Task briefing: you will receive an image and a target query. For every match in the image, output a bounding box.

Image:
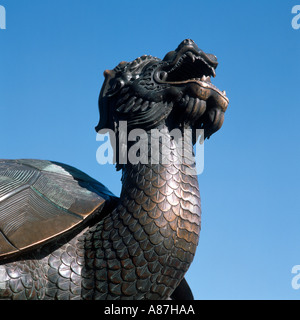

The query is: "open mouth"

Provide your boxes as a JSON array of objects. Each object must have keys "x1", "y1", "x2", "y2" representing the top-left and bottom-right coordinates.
[
  {"x1": 165, "y1": 51, "x2": 216, "y2": 81},
  {"x1": 155, "y1": 43, "x2": 229, "y2": 110}
]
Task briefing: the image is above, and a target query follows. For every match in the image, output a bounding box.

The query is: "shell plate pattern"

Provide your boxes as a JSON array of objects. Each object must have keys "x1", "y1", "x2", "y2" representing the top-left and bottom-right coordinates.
[{"x1": 0, "y1": 159, "x2": 115, "y2": 259}]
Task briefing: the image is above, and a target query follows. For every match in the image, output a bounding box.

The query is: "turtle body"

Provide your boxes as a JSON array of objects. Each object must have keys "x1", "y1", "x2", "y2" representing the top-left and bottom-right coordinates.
[
  {"x1": 0, "y1": 159, "x2": 116, "y2": 260},
  {"x1": 0, "y1": 159, "x2": 117, "y2": 300},
  {"x1": 0, "y1": 40, "x2": 228, "y2": 300}
]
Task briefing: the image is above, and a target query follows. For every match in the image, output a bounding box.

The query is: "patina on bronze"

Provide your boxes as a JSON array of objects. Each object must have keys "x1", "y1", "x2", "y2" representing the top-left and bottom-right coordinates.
[{"x1": 0, "y1": 39, "x2": 228, "y2": 300}]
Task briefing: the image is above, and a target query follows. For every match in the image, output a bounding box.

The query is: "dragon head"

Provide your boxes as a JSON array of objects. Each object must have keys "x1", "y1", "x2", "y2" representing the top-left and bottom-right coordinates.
[{"x1": 96, "y1": 39, "x2": 229, "y2": 140}]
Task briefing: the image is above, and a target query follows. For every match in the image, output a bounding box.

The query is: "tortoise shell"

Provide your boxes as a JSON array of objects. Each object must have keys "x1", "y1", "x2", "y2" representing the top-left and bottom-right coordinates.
[{"x1": 0, "y1": 159, "x2": 116, "y2": 260}]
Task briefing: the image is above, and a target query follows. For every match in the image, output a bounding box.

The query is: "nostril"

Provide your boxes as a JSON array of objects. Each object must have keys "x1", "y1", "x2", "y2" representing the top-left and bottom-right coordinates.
[
  {"x1": 178, "y1": 39, "x2": 195, "y2": 48},
  {"x1": 183, "y1": 39, "x2": 194, "y2": 44}
]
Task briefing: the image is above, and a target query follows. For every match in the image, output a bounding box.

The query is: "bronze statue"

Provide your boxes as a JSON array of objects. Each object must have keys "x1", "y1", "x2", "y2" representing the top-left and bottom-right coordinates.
[{"x1": 0, "y1": 39, "x2": 228, "y2": 300}]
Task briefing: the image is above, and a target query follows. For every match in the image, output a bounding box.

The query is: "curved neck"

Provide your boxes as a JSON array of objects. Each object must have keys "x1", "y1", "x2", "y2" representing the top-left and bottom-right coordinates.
[{"x1": 118, "y1": 124, "x2": 201, "y2": 263}]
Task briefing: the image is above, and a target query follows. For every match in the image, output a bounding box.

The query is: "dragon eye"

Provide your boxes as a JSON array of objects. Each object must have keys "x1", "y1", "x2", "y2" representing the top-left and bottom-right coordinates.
[{"x1": 107, "y1": 79, "x2": 125, "y2": 97}]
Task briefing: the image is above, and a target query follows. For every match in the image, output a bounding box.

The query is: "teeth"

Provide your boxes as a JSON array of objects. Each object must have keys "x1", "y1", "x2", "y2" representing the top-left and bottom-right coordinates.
[
  {"x1": 166, "y1": 51, "x2": 216, "y2": 81},
  {"x1": 189, "y1": 76, "x2": 212, "y2": 82},
  {"x1": 186, "y1": 51, "x2": 195, "y2": 62},
  {"x1": 200, "y1": 75, "x2": 211, "y2": 82}
]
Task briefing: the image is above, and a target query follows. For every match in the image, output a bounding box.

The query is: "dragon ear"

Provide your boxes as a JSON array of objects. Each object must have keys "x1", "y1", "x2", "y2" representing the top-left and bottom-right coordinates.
[
  {"x1": 95, "y1": 69, "x2": 116, "y2": 133},
  {"x1": 95, "y1": 61, "x2": 130, "y2": 133}
]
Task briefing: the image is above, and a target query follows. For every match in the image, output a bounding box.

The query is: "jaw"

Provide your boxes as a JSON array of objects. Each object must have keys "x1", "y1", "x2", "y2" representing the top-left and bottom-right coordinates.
[
  {"x1": 156, "y1": 42, "x2": 228, "y2": 109},
  {"x1": 155, "y1": 40, "x2": 229, "y2": 138}
]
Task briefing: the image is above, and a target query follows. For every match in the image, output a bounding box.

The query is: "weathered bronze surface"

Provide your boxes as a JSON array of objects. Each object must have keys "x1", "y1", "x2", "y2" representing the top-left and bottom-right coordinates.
[{"x1": 0, "y1": 39, "x2": 228, "y2": 300}]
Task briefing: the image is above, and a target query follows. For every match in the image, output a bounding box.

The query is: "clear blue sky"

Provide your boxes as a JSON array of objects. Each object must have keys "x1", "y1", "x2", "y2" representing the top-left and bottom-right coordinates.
[{"x1": 1, "y1": 0, "x2": 300, "y2": 300}]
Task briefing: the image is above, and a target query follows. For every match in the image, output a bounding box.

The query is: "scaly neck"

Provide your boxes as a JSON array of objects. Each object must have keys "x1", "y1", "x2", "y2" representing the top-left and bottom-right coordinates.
[{"x1": 119, "y1": 124, "x2": 201, "y2": 266}]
